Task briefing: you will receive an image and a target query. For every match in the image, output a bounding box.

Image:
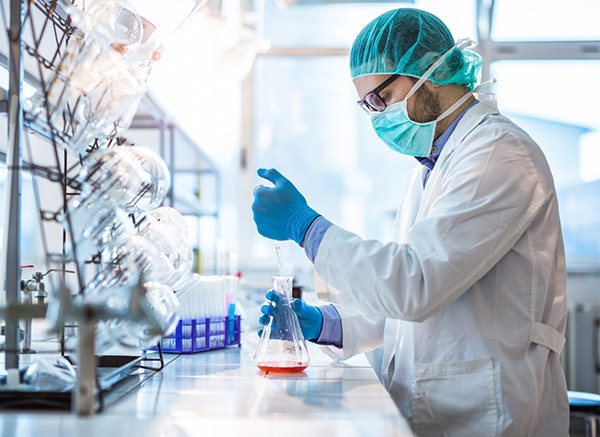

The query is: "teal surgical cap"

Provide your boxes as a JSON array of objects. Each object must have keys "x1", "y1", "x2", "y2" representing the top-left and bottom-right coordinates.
[{"x1": 350, "y1": 8, "x2": 482, "y2": 90}]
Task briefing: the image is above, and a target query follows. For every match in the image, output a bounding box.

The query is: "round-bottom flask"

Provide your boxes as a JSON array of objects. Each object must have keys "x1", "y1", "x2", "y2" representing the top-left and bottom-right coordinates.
[{"x1": 254, "y1": 276, "x2": 310, "y2": 373}]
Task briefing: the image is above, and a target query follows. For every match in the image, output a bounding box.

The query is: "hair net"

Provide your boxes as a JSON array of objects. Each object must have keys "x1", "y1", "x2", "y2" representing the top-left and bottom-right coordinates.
[{"x1": 350, "y1": 8, "x2": 482, "y2": 90}]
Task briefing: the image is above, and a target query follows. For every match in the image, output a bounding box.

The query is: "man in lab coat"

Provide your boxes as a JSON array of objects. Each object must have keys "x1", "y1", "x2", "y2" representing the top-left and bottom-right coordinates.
[{"x1": 252, "y1": 8, "x2": 568, "y2": 436}]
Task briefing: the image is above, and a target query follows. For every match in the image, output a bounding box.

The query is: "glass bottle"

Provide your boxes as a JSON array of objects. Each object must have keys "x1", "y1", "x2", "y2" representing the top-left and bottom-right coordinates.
[
  {"x1": 75, "y1": 0, "x2": 144, "y2": 50},
  {"x1": 61, "y1": 193, "x2": 134, "y2": 262},
  {"x1": 85, "y1": 234, "x2": 177, "y2": 299},
  {"x1": 26, "y1": 1, "x2": 147, "y2": 152},
  {"x1": 115, "y1": 146, "x2": 171, "y2": 212},
  {"x1": 93, "y1": 281, "x2": 180, "y2": 353},
  {"x1": 80, "y1": 146, "x2": 170, "y2": 213},
  {"x1": 104, "y1": 281, "x2": 180, "y2": 349},
  {"x1": 137, "y1": 207, "x2": 193, "y2": 289},
  {"x1": 254, "y1": 276, "x2": 310, "y2": 373}
]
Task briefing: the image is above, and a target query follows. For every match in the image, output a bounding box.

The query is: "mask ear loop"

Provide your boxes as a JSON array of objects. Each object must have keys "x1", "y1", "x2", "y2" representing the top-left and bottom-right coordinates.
[
  {"x1": 405, "y1": 38, "x2": 478, "y2": 101},
  {"x1": 434, "y1": 78, "x2": 497, "y2": 121},
  {"x1": 435, "y1": 89, "x2": 475, "y2": 121}
]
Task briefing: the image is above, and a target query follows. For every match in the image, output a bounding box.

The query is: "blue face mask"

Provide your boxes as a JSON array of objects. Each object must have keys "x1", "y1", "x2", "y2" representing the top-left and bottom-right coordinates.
[{"x1": 369, "y1": 40, "x2": 476, "y2": 157}]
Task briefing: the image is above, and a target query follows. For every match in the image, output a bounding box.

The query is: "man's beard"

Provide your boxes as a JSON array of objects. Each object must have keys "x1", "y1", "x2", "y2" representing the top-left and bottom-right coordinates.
[{"x1": 409, "y1": 84, "x2": 443, "y2": 123}]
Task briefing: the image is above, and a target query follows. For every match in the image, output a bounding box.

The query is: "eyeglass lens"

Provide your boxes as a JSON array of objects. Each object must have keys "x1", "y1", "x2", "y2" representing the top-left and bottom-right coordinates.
[
  {"x1": 358, "y1": 74, "x2": 400, "y2": 112},
  {"x1": 365, "y1": 93, "x2": 386, "y2": 111}
]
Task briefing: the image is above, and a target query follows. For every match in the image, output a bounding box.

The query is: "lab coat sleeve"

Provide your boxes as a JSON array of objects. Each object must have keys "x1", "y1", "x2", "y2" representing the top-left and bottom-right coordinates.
[
  {"x1": 313, "y1": 130, "x2": 550, "y2": 322},
  {"x1": 313, "y1": 271, "x2": 386, "y2": 360},
  {"x1": 319, "y1": 302, "x2": 387, "y2": 361}
]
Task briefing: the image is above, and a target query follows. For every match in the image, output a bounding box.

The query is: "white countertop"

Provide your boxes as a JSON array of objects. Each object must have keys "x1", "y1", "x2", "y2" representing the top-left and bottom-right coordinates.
[{"x1": 0, "y1": 338, "x2": 412, "y2": 437}]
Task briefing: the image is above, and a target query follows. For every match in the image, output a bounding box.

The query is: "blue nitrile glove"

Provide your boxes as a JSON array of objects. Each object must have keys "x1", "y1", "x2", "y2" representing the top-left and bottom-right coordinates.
[
  {"x1": 252, "y1": 168, "x2": 320, "y2": 245},
  {"x1": 258, "y1": 290, "x2": 324, "y2": 341}
]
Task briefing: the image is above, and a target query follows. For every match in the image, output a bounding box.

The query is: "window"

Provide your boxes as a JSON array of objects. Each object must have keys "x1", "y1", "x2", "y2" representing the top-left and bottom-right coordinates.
[
  {"x1": 492, "y1": 60, "x2": 600, "y2": 187},
  {"x1": 259, "y1": 0, "x2": 476, "y2": 48},
  {"x1": 251, "y1": 55, "x2": 416, "y2": 265},
  {"x1": 492, "y1": 0, "x2": 600, "y2": 41},
  {"x1": 492, "y1": 60, "x2": 600, "y2": 264}
]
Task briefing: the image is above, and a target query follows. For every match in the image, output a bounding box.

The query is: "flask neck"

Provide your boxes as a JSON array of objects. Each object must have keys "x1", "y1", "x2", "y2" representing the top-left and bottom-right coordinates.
[{"x1": 272, "y1": 275, "x2": 293, "y2": 298}]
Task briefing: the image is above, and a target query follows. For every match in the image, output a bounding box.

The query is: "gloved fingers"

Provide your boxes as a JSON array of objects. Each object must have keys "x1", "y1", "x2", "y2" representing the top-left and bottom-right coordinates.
[
  {"x1": 257, "y1": 329, "x2": 263, "y2": 338},
  {"x1": 252, "y1": 189, "x2": 277, "y2": 207},
  {"x1": 258, "y1": 314, "x2": 270, "y2": 326},
  {"x1": 261, "y1": 289, "x2": 283, "y2": 316},
  {"x1": 253, "y1": 184, "x2": 264, "y2": 195},
  {"x1": 260, "y1": 303, "x2": 275, "y2": 316},
  {"x1": 291, "y1": 298, "x2": 304, "y2": 314},
  {"x1": 265, "y1": 289, "x2": 280, "y2": 303},
  {"x1": 252, "y1": 186, "x2": 265, "y2": 204},
  {"x1": 252, "y1": 185, "x2": 271, "y2": 201},
  {"x1": 291, "y1": 298, "x2": 313, "y2": 319},
  {"x1": 257, "y1": 168, "x2": 287, "y2": 187}
]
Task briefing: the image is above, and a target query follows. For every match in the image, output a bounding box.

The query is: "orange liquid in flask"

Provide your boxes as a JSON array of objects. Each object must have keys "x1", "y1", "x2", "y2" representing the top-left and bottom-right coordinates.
[
  {"x1": 257, "y1": 361, "x2": 308, "y2": 374},
  {"x1": 255, "y1": 276, "x2": 311, "y2": 374}
]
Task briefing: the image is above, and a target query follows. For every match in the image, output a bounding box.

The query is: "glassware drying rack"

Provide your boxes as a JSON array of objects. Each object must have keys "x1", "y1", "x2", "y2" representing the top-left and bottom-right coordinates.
[{"x1": 0, "y1": 0, "x2": 178, "y2": 415}]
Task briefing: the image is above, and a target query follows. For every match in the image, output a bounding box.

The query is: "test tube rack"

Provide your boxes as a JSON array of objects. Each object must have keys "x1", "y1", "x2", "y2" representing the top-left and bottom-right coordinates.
[{"x1": 152, "y1": 315, "x2": 241, "y2": 354}]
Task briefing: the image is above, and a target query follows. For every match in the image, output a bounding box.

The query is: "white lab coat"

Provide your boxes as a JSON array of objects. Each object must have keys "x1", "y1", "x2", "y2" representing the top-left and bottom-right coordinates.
[{"x1": 313, "y1": 100, "x2": 568, "y2": 436}]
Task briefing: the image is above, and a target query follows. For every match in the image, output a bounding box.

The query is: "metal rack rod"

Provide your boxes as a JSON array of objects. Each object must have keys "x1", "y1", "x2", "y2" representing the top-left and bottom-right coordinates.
[{"x1": 3, "y1": 0, "x2": 25, "y2": 371}]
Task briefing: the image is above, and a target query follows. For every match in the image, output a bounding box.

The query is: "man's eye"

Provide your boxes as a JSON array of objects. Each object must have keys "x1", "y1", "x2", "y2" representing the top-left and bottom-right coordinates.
[{"x1": 381, "y1": 92, "x2": 391, "y2": 103}]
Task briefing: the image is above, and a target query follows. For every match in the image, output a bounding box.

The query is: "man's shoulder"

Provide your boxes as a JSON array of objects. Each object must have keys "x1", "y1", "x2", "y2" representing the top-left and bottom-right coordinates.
[
  {"x1": 462, "y1": 111, "x2": 542, "y2": 158},
  {"x1": 453, "y1": 112, "x2": 556, "y2": 192}
]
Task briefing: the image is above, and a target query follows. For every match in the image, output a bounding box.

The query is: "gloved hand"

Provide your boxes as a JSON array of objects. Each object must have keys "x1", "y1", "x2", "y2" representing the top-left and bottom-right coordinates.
[
  {"x1": 252, "y1": 168, "x2": 320, "y2": 245},
  {"x1": 258, "y1": 290, "x2": 324, "y2": 341}
]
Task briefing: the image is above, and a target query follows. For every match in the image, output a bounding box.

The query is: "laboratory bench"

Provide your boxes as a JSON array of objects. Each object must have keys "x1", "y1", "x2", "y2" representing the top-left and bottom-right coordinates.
[{"x1": 0, "y1": 338, "x2": 411, "y2": 437}]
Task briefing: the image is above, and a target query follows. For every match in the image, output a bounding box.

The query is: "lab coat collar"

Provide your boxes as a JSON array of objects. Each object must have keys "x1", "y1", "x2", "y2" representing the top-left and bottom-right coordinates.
[{"x1": 442, "y1": 99, "x2": 500, "y2": 156}]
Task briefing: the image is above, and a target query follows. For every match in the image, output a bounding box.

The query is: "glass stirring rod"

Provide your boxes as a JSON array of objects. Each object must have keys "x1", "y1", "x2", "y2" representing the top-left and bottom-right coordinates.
[{"x1": 274, "y1": 243, "x2": 286, "y2": 277}]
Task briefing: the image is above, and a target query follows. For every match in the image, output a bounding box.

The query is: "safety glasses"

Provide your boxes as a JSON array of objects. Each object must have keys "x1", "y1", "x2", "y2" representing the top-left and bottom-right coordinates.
[{"x1": 356, "y1": 74, "x2": 400, "y2": 113}]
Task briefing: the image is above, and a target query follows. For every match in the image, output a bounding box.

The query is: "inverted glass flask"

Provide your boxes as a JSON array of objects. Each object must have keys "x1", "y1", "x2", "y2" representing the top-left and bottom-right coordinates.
[{"x1": 254, "y1": 276, "x2": 310, "y2": 373}]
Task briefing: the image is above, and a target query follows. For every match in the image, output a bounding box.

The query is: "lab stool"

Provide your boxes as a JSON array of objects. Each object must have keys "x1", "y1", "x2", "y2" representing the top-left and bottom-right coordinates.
[{"x1": 569, "y1": 391, "x2": 600, "y2": 437}]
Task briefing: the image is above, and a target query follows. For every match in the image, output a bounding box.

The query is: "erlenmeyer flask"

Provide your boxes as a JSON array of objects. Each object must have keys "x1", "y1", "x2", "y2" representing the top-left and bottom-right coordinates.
[{"x1": 254, "y1": 276, "x2": 310, "y2": 373}]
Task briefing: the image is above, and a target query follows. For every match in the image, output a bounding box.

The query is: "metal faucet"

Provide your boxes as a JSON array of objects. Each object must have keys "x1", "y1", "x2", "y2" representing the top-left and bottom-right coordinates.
[{"x1": 19, "y1": 268, "x2": 74, "y2": 353}]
